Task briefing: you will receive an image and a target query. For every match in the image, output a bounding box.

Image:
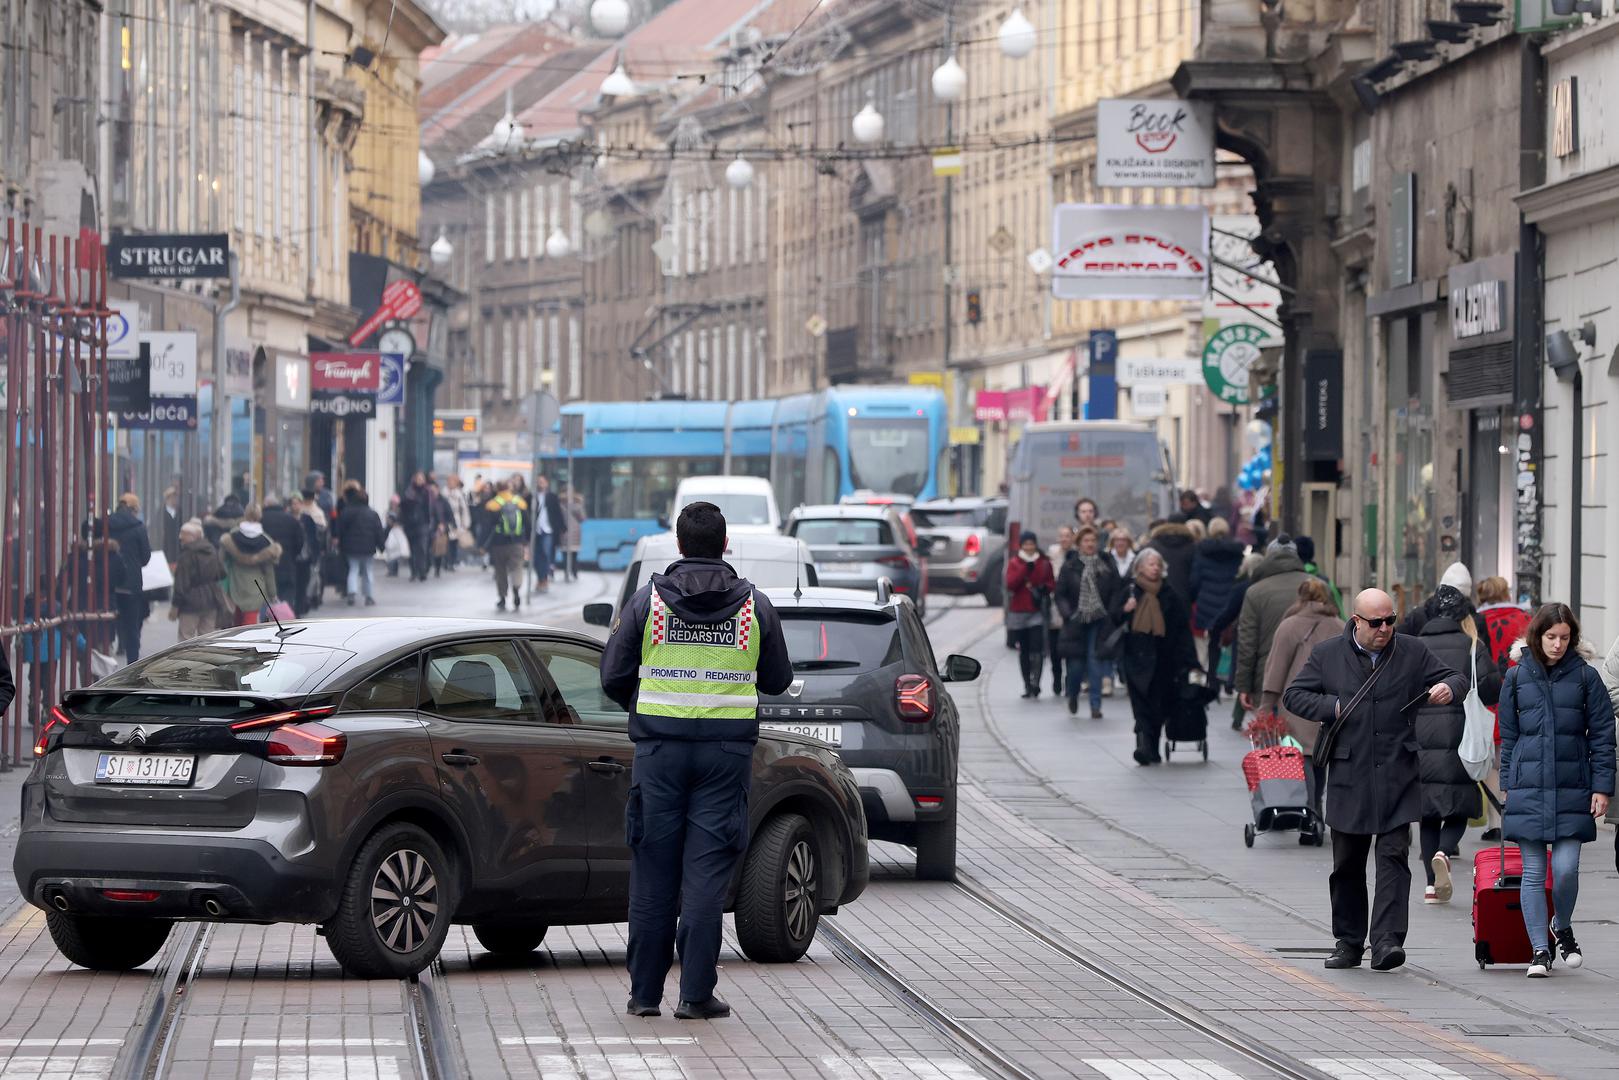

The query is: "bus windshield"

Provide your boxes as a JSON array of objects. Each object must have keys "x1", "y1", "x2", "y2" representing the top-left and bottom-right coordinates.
[{"x1": 847, "y1": 419, "x2": 929, "y2": 496}]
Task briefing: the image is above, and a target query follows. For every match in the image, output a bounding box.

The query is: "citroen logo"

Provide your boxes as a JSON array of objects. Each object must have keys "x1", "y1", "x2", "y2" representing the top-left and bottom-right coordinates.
[
  {"x1": 788, "y1": 679, "x2": 805, "y2": 699},
  {"x1": 118, "y1": 725, "x2": 149, "y2": 746}
]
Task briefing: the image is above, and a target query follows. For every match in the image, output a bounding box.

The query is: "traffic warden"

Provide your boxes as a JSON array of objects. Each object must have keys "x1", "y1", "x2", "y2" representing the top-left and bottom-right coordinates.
[{"x1": 600, "y1": 501, "x2": 793, "y2": 1020}]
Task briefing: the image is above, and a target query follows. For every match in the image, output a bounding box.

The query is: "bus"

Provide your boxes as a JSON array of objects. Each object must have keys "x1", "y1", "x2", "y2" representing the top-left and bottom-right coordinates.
[
  {"x1": 1004, "y1": 421, "x2": 1176, "y2": 550},
  {"x1": 540, "y1": 386, "x2": 948, "y2": 569}
]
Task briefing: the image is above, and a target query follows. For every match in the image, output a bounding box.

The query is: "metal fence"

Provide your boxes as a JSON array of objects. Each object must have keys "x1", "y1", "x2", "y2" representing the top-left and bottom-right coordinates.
[{"x1": 1, "y1": 218, "x2": 115, "y2": 767}]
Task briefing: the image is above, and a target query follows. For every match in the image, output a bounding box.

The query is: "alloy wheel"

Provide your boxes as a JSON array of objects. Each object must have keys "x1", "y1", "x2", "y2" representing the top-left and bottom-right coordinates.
[
  {"x1": 784, "y1": 838, "x2": 818, "y2": 941},
  {"x1": 371, "y1": 848, "x2": 440, "y2": 954}
]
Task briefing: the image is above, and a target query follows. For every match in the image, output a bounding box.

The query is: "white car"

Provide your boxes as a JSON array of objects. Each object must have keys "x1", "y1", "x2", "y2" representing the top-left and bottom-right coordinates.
[
  {"x1": 583, "y1": 531, "x2": 818, "y2": 627},
  {"x1": 672, "y1": 476, "x2": 781, "y2": 534}
]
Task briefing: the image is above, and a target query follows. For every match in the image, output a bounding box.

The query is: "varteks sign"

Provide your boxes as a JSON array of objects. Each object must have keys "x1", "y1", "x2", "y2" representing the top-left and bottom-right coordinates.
[{"x1": 108, "y1": 233, "x2": 230, "y2": 280}]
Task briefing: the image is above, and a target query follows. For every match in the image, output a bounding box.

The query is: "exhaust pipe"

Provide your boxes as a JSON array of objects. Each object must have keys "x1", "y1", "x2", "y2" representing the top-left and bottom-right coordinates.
[
  {"x1": 202, "y1": 898, "x2": 225, "y2": 917},
  {"x1": 49, "y1": 893, "x2": 70, "y2": 912}
]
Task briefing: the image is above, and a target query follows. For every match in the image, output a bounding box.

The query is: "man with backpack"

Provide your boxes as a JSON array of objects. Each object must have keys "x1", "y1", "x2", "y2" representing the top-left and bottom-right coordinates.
[{"x1": 485, "y1": 481, "x2": 529, "y2": 612}]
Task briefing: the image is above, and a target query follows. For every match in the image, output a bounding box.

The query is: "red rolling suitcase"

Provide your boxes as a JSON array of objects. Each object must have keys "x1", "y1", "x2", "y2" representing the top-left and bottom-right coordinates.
[{"x1": 1474, "y1": 789, "x2": 1553, "y2": 968}]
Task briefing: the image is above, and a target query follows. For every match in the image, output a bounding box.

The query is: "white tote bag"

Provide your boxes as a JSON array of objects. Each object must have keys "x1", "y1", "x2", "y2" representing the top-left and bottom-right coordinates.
[
  {"x1": 141, "y1": 551, "x2": 174, "y2": 593},
  {"x1": 1459, "y1": 639, "x2": 1495, "y2": 782}
]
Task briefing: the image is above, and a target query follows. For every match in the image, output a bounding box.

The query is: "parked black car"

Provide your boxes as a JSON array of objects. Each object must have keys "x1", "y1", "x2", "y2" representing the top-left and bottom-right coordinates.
[
  {"x1": 755, "y1": 586, "x2": 978, "y2": 880},
  {"x1": 16, "y1": 619, "x2": 869, "y2": 978}
]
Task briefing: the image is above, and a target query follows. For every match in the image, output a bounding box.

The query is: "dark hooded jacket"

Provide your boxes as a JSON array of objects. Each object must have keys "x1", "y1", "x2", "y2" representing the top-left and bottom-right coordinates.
[
  {"x1": 260, "y1": 504, "x2": 304, "y2": 592},
  {"x1": 333, "y1": 492, "x2": 387, "y2": 557},
  {"x1": 1144, "y1": 522, "x2": 1197, "y2": 603},
  {"x1": 1412, "y1": 611, "x2": 1501, "y2": 821},
  {"x1": 601, "y1": 557, "x2": 793, "y2": 743},
  {"x1": 1233, "y1": 547, "x2": 1313, "y2": 695},
  {"x1": 1283, "y1": 625, "x2": 1468, "y2": 835},
  {"x1": 106, "y1": 507, "x2": 151, "y2": 594},
  {"x1": 1189, "y1": 537, "x2": 1245, "y2": 631},
  {"x1": 1500, "y1": 646, "x2": 1616, "y2": 844}
]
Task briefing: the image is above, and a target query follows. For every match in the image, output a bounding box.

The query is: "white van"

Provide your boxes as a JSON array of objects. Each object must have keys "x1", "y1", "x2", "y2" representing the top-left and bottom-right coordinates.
[
  {"x1": 672, "y1": 476, "x2": 781, "y2": 534},
  {"x1": 583, "y1": 532, "x2": 818, "y2": 626},
  {"x1": 1005, "y1": 421, "x2": 1176, "y2": 545}
]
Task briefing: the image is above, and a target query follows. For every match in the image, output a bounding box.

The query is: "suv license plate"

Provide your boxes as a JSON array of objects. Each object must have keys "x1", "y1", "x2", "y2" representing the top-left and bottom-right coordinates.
[
  {"x1": 95, "y1": 753, "x2": 196, "y2": 786},
  {"x1": 762, "y1": 722, "x2": 842, "y2": 747}
]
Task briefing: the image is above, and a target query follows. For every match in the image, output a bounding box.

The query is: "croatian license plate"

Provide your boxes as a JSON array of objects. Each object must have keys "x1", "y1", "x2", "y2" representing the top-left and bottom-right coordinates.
[
  {"x1": 95, "y1": 753, "x2": 196, "y2": 786},
  {"x1": 762, "y1": 723, "x2": 843, "y2": 747}
]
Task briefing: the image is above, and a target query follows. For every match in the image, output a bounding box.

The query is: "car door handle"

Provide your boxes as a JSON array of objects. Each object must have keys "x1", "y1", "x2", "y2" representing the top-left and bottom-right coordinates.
[
  {"x1": 587, "y1": 759, "x2": 626, "y2": 774},
  {"x1": 441, "y1": 752, "x2": 480, "y2": 766}
]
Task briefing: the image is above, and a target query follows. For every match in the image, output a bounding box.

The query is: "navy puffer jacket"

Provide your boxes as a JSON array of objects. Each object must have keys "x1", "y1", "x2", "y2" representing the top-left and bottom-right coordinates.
[{"x1": 1499, "y1": 650, "x2": 1617, "y2": 844}]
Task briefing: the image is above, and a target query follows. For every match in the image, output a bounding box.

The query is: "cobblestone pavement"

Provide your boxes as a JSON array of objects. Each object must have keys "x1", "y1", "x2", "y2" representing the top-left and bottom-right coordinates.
[{"x1": 0, "y1": 595, "x2": 1608, "y2": 1077}]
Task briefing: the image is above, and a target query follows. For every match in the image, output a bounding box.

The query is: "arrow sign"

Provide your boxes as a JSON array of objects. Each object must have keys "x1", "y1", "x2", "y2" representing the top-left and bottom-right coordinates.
[{"x1": 349, "y1": 279, "x2": 423, "y2": 346}]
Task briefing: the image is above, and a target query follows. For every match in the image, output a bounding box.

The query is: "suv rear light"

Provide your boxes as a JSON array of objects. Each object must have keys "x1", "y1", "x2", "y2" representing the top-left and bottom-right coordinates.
[
  {"x1": 264, "y1": 722, "x2": 347, "y2": 766},
  {"x1": 896, "y1": 675, "x2": 932, "y2": 721},
  {"x1": 964, "y1": 534, "x2": 982, "y2": 556},
  {"x1": 34, "y1": 705, "x2": 72, "y2": 757}
]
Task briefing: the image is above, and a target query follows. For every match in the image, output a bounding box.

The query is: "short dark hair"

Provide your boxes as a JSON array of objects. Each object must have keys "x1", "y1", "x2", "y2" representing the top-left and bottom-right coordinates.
[
  {"x1": 1526, "y1": 602, "x2": 1579, "y2": 668},
  {"x1": 677, "y1": 501, "x2": 727, "y2": 559},
  {"x1": 1075, "y1": 497, "x2": 1098, "y2": 515}
]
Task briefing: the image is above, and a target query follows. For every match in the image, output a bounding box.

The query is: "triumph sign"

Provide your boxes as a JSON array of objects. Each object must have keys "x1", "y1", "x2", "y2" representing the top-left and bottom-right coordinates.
[
  {"x1": 1097, "y1": 99, "x2": 1216, "y2": 188},
  {"x1": 310, "y1": 352, "x2": 380, "y2": 418},
  {"x1": 109, "y1": 233, "x2": 230, "y2": 280},
  {"x1": 1051, "y1": 204, "x2": 1210, "y2": 302}
]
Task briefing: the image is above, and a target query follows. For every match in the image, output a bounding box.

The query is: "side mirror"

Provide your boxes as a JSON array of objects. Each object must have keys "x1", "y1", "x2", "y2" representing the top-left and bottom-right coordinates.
[
  {"x1": 583, "y1": 603, "x2": 614, "y2": 627},
  {"x1": 942, "y1": 654, "x2": 981, "y2": 683},
  {"x1": 804, "y1": 563, "x2": 819, "y2": 587}
]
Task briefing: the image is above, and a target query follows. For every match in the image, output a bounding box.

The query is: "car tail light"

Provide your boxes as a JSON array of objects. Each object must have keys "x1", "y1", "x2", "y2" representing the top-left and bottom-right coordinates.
[
  {"x1": 229, "y1": 705, "x2": 336, "y2": 733},
  {"x1": 34, "y1": 705, "x2": 72, "y2": 757},
  {"x1": 915, "y1": 796, "x2": 944, "y2": 810},
  {"x1": 878, "y1": 555, "x2": 910, "y2": 569},
  {"x1": 264, "y1": 722, "x2": 347, "y2": 766},
  {"x1": 896, "y1": 675, "x2": 932, "y2": 721},
  {"x1": 102, "y1": 889, "x2": 160, "y2": 903},
  {"x1": 964, "y1": 534, "x2": 982, "y2": 556}
]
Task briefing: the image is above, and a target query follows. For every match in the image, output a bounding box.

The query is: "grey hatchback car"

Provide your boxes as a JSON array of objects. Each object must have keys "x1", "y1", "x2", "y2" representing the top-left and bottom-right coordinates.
[
  {"x1": 785, "y1": 505, "x2": 929, "y2": 614},
  {"x1": 15, "y1": 619, "x2": 868, "y2": 978}
]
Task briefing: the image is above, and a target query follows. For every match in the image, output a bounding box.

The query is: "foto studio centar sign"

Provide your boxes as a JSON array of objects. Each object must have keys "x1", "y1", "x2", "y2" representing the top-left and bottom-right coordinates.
[{"x1": 109, "y1": 233, "x2": 231, "y2": 280}]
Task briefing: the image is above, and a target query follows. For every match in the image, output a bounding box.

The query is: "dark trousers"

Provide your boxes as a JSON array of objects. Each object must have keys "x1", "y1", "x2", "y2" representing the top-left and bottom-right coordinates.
[
  {"x1": 1046, "y1": 628, "x2": 1064, "y2": 693},
  {"x1": 1329, "y1": 825, "x2": 1411, "y2": 951},
  {"x1": 406, "y1": 528, "x2": 431, "y2": 581},
  {"x1": 1419, "y1": 815, "x2": 1469, "y2": 885},
  {"x1": 626, "y1": 738, "x2": 753, "y2": 1006},
  {"x1": 113, "y1": 591, "x2": 145, "y2": 665},
  {"x1": 1012, "y1": 626, "x2": 1045, "y2": 692},
  {"x1": 1125, "y1": 673, "x2": 1169, "y2": 761}
]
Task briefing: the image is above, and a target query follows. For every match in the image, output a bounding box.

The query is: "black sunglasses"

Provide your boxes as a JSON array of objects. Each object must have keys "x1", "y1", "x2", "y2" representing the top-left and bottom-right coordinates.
[{"x1": 1355, "y1": 614, "x2": 1398, "y2": 629}]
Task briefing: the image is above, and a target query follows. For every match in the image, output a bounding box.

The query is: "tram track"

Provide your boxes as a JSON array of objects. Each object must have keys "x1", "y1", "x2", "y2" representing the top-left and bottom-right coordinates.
[{"x1": 110, "y1": 921, "x2": 465, "y2": 1080}]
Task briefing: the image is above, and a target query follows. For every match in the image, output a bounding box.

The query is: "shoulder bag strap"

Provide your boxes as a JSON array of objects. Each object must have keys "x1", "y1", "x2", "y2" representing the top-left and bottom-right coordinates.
[{"x1": 1315, "y1": 638, "x2": 1394, "y2": 756}]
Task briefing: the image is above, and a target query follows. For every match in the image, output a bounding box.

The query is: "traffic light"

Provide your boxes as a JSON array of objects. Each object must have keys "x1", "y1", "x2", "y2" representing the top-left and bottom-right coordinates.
[{"x1": 966, "y1": 289, "x2": 982, "y2": 325}]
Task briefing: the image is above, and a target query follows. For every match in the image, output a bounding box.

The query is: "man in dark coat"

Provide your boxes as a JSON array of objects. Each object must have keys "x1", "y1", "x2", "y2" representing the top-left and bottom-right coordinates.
[
  {"x1": 260, "y1": 496, "x2": 305, "y2": 604},
  {"x1": 1284, "y1": 588, "x2": 1469, "y2": 972}
]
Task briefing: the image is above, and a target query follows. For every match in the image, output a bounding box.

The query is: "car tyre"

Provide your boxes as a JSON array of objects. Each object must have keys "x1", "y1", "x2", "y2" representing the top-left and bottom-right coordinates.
[
  {"x1": 913, "y1": 821, "x2": 956, "y2": 881},
  {"x1": 473, "y1": 923, "x2": 548, "y2": 955},
  {"x1": 45, "y1": 911, "x2": 171, "y2": 971},
  {"x1": 735, "y1": 812, "x2": 820, "y2": 963},
  {"x1": 326, "y1": 822, "x2": 453, "y2": 979},
  {"x1": 982, "y1": 564, "x2": 1005, "y2": 607}
]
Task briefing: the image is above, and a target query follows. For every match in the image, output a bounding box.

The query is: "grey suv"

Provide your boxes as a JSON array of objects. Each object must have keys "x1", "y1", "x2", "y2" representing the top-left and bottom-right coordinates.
[
  {"x1": 755, "y1": 586, "x2": 978, "y2": 880},
  {"x1": 911, "y1": 498, "x2": 1008, "y2": 606},
  {"x1": 16, "y1": 619, "x2": 868, "y2": 978},
  {"x1": 785, "y1": 505, "x2": 930, "y2": 615}
]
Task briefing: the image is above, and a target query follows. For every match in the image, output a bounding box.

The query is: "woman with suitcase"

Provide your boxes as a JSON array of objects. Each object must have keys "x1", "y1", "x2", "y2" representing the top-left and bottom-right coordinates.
[{"x1": 1499, "y1": 602, "x2": 1616, "y2": 977}]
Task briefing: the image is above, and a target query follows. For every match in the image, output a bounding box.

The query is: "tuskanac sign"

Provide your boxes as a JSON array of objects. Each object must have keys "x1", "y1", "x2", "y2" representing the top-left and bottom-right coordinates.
[{"x1": 108, "y1": 233, "x2": 230, "y2": 280}]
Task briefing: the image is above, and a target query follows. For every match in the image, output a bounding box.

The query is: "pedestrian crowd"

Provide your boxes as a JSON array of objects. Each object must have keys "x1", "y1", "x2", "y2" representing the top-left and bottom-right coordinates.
[{"x1": 1013, "y1": 488, "x2": 1619, "y2": 981}]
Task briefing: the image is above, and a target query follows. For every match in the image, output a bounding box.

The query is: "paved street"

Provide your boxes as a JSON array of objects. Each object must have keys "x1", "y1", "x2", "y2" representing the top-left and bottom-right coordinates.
[{"x1": 1, "y1": 570, "x2": 1616, "y2": 1078}]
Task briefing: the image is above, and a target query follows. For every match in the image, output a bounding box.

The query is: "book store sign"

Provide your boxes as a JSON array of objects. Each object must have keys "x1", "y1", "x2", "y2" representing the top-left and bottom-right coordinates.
[
  {"x1": 108, "y1": 233, "x2": 230, "y2": 280},
  {"x1": 1096, "y1": 99, "x2": 1216, "y2": 188}
]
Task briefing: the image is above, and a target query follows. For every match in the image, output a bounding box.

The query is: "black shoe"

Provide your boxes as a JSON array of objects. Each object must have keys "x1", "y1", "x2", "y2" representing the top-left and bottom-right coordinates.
[
  {"x1": 1133, "y1": 749, "x2": 1153, "y2": 766},
  {"x1": 1067, "y1": 697, "x2": 1079, "y2": 715},
  {"x1": 1481, "y1": 827, "x2": 1502, "y2": 842},
  {"x1": 364, "y1": 596, "x2": 376, "y2": 607},
  {"x1": 1370, "y1": 946, "x2": 1406, "y2": 971},
  {"x1": 1091, "y1": 706, "x2": 1103, "y2": 720},
  {"x1": 496, "y1": 600, "x2": 507, "y2": 612},
  {"x1": 626, "y1": 998, "x2": 660, "y2": 1017},
  {"x1": 1556, "y1": 926, "x2": 1584, "y2": 969},
  {"x1": 1324, "y1": 943, "x2": 1363, "y2": 969},
  {"x1": 512, "y1": 594, "x2": 521, "y2": 610},
  {"x1": 673, "y1": 996, "x2": 731, "y2": 1020},
  {"x1": 1528, "y1": 950, "x2": 1553, "y2": 978}
]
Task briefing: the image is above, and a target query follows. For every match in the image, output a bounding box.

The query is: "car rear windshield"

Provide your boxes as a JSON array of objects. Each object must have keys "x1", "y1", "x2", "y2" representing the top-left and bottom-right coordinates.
[
  {"x1": 912, "y1": 508, "x2": 976, "y2": 528},
  {"x1": 679, "y1": 492, "x2": 772, "y2": 525},
  {"x1": 69, "y1": 693, "x2": 271, "y2": 721},
  {"x1": 780, "y1": 611, "x2": 902, "y2": 673},
  {"x1": 792, "y1": 519, "x2": 891, "y2": 546},
  {"x1": 97, "y1": 642, "x2": 354, "y2": 695}
]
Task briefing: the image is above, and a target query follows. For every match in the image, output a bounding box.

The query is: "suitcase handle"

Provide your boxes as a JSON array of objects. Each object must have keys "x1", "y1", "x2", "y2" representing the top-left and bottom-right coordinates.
[{"x1": 1480, "y1": 785, "x2": 1508, "y2": 885}]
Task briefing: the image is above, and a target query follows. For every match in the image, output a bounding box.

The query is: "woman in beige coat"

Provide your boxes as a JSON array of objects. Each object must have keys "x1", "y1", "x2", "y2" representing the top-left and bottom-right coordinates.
[{"x1": 1261, "y1": 577, "x2": 1343, "y2": 754}]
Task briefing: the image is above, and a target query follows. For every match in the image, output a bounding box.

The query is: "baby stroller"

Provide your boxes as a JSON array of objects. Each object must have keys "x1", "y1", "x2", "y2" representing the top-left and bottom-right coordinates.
[{"x1": 1240, "y1": 712, "x2": 1324, "y2": 847}]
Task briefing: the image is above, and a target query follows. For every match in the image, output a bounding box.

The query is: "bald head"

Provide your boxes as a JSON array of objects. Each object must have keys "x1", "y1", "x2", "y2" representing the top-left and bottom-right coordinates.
[{"x1": 1351, "y1": 588, "x2": 1397, "y2": 651}]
